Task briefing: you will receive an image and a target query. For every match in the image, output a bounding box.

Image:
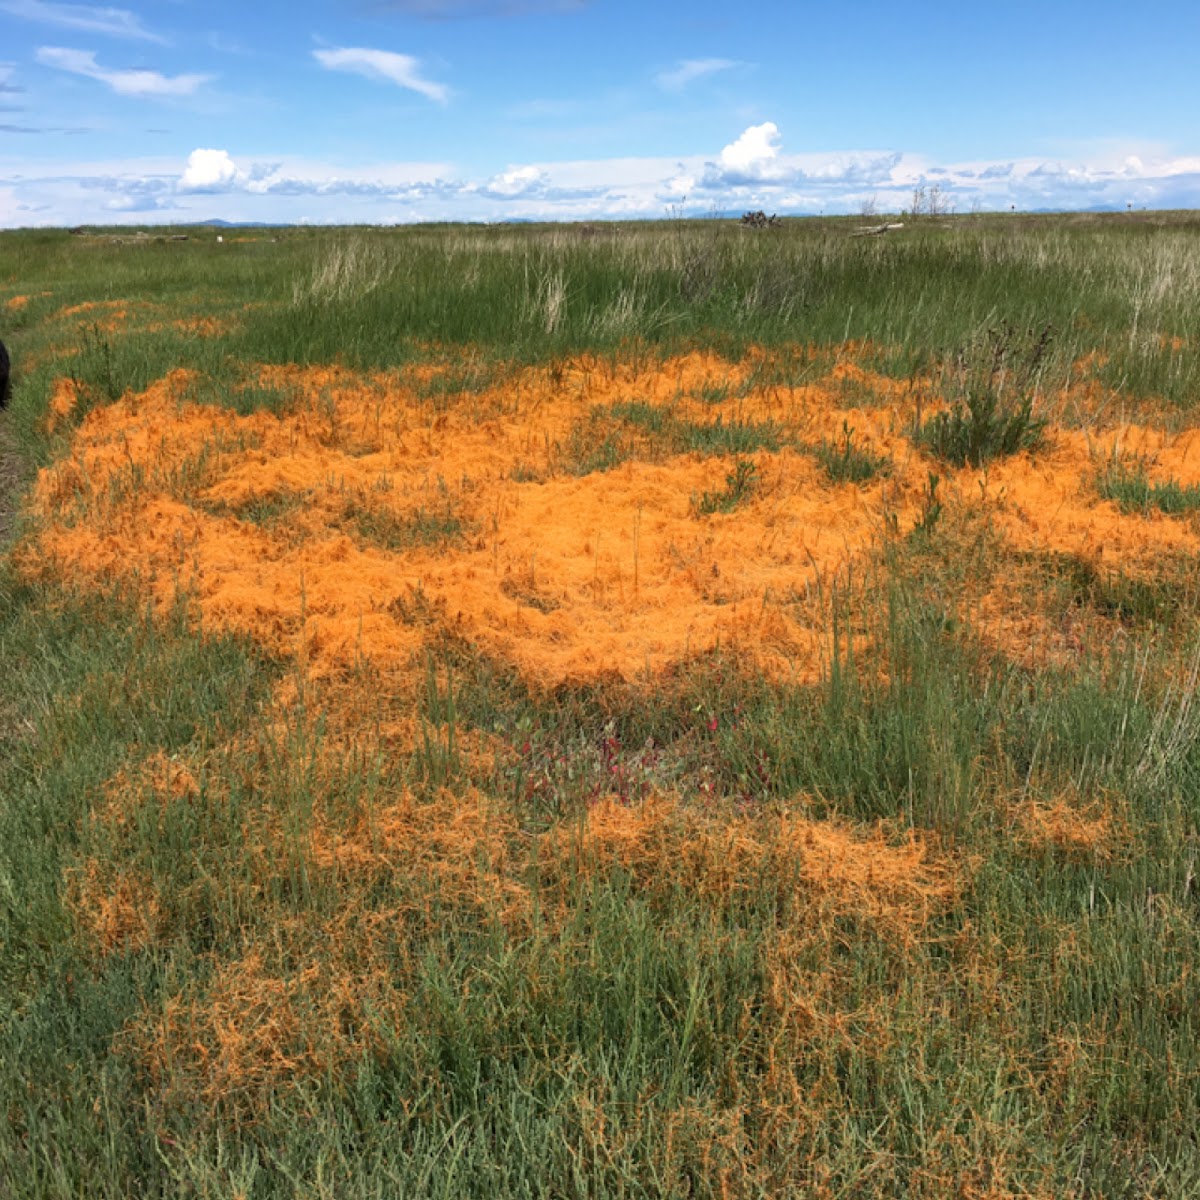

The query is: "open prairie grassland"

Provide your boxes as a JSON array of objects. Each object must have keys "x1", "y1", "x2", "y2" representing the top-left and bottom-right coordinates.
[{"x1": 2, "y1": 214, "x2": 1200, "y2": 1197}]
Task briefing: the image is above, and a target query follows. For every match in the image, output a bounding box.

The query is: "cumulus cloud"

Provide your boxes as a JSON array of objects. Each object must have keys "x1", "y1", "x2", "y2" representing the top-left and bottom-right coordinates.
[
  {"x1": 693, "y1": 123, "x2": 902, "y2": 198},
  {"x1": 484, "y1": 164, "x2": 547, "y2": 197},
  {"x1": 173, "y1": 150, "x2": 461, "y2": 202},
  {"x1": 5, "y1": 132, "x2": 1200, "y2": 228},
  {"x1": 656, "y1": 58, "x2": 740, "y2": 91},
  {"x1": 806, "y1": 152, "x2": 901, "y2": 186},
  {"x1": 36, "y1": 47, "x2": 209, "y2": 96},
  {"x1": 718, "y1": 121, "x2": 781, "y2": 176},
  {"x1": 313, "y1": 47, "x2": 449, "y2": 103},
  {"x1": 179, "y1": 148, "x2": 241, "y2": 192},
  {"x1": 478, "y1": 162, "x2": 615, "y2": 204},
  {"x1": 660, "y1": 168, "x2": 695, "y2": 198},
  {"x1": 0, "y1": 0, "x2": 163, "y2": 42}
]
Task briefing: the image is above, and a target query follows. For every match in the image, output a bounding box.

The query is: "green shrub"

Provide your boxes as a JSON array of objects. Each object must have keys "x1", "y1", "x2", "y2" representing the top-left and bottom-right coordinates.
[
  {"x1": 916, "y1": 387, "x2": 1046, "y2": 466},
  {"x1": 916, "y1": 319, "x2": 1052, "y2": 467}
]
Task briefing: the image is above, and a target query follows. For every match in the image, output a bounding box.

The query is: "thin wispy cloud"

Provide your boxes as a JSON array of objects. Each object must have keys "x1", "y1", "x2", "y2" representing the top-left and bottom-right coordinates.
[
  {"x1": 0, "y1": 0, "x2": 164, "y2": 42},
  {"x1": 656, "y1": 58, "x2": 740, "y2": 91},
  {"x1": 373, "y1": 0, "x2": 585, "y2": 17},
  {"x1": 313, "y1": 47, "x2": 449, "y2": 104},
  {"x1": 506, "y1": 97, "x2": 581, "y2": 120},
  {"x1": 36, "y1": 47, "x2": 210, "y2": 97},
  {"x1": 0, "y1": 119, "x2": 89, "y2": 132},
  {"x1": 206, "y1": 32, "x2": 252, "y2": 56}
]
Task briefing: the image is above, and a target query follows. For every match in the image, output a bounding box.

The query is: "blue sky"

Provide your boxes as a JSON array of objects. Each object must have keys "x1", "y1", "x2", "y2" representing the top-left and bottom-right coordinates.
[{"x1": 1, "y1": 0, "x2": 1198, "y2": 225}]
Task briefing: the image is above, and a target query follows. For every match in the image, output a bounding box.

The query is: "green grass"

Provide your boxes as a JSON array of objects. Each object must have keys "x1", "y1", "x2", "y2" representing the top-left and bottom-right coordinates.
[
  {"x1": 1, "y1": 214, "x2": 1198, "y2": 415},
  {"x1": 7, "y1": 562, "x2": 1200, "y2": 1196},
  {"x1": 691, "y1": 456, "x2": 760, "y2": 515},
  {"x1": 1098, "y1": 461, "x2": 1200, "y2": 516},
  {"x1": 558, "y1": 402, "x2": 784, "y2": 477},
  {"x1": 4, "y1": 569, "x2": 1200, "y2": 1196},
  {"x1": 3, "y1": 214, "x2": 1200, "y2": 1196},
  {"x1": 813, "y1": 420, "x2": 891, "y2": 483},
  {"x1": 354, "y1": 506, "x2": 466, "y2": 550}
]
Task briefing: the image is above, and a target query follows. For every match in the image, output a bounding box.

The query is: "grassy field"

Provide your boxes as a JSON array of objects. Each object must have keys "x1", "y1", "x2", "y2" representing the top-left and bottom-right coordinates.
[{"x1": 1, "y1": 212, "x2": 1199, "y2": 1197}]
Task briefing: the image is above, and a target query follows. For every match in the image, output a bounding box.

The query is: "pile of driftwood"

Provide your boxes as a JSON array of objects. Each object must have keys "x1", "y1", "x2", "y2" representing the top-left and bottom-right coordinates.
[
  {"x1": 740, "y1": 211, "x2": 782, "y2": 229},
  {"x1": 851, "y1": 222, "x2": 905, "y2": 238},
  {"x1": 69, "y1": 228, "x2": 190, "y2": 244}
]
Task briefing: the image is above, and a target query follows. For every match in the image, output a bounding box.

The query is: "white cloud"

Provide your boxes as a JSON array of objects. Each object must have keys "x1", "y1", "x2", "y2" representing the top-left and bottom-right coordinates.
[
  {"x1": 4, "y1": 136, "x2": 1200, "y2": 228},
  {"x1": 656, "y1": 58, "x2": 739, "y2": 91},
  {"x1": 695, "y1": 124, "x2": 902, "y2": 196},
  {"x1": 485, "y1": 164, "x2": 546, "y2": 197},
  {"x1": 313, "y1": 47, "x2": 449, "y2": 104},
  {"x1": 103, "y1": 192, "x2": 174, "y2": 212},
  {"x1": 173, "y1": 151, "x2": 461, "y2": 201},
  {"x1": 36, "y1": 47, "x2": 209, "y2": 96},
  {"x1": 661, "y1": 168, "x2": 694, "y2": 198},
  {"x1": 0, "y1": 0, "x2": 163, "y2": 42},
  {"x1": 375, "y1": 0, "x2": 584, "y2": 16},
  {"x1": 719, "y1": 122, "x2": 780, "y2": 176},
  {"x1": 179, "y1": 148, "x2": 241, "y2": 191}
]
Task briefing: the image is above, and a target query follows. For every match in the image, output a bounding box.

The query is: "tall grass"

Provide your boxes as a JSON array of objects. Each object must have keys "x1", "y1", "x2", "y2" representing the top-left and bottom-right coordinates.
[
  {"x1": 5, "y1": 215, "x2": 1200, "y2": 414},
  {"x1": 3, "y1": 558, "x2": 1199, "y2": 1195},
  {"x1": 3, "y1": 214, "x2": 1200, "y2": 1196}
]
